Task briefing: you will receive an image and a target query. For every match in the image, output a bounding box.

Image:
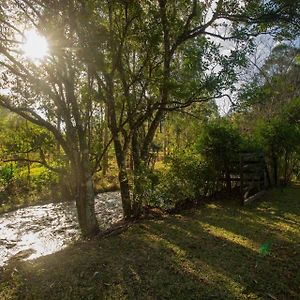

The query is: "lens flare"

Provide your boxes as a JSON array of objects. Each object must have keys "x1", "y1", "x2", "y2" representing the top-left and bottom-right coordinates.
[{"x1": 22, "y1": 29, "x2": 49, "y2": 61}]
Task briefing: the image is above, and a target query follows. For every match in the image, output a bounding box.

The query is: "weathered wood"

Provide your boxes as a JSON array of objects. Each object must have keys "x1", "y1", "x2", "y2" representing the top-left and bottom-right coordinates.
[
  {"x1": 239, "y1": 152, "x2": 268, "y2": 205},
  {"x1": 244, "y1": 190, "x2": 266, "y2": 205},
  {"x1": 240, "y1": 155, "x2": 244, "y2": 193}
]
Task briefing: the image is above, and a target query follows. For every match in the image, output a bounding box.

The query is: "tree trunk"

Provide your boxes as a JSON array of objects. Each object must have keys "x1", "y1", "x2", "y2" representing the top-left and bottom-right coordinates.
[
  {"x1": 272, "y1": 153, "x2": 278, "y2": 186},
  {"x1": 102, "y1": 108, "x2": 109, "y2": 176},
  {"x1": 59, "y1": 171, "x2": 75, "y2": 202},
  {"x1": 118, "y1": 168, "x2": 132, "y2": 219},
  {"x1": 106, "y1": 75, "x2": 134, "y2": 219},
  {"x1": 283, "y1": 150, "x2": 289, "y2": 185},
  {"x1": 73, "y1": 158, "x2": 99, "y2": 238},
  {"x1": 131, "y1": 132, "x2": 145, "y2": 217}
]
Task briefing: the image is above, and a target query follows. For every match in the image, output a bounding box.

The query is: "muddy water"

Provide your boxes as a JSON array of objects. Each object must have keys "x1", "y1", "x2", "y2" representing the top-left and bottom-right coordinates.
[{"x1": 0, "y1": 192, "x2": 122, "y2": 266}]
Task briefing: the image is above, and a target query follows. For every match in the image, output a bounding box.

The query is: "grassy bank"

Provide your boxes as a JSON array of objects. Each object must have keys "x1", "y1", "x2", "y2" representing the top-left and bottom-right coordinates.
[{"x1": 1, "y1": 186, "x2": 299, "y2": 299}]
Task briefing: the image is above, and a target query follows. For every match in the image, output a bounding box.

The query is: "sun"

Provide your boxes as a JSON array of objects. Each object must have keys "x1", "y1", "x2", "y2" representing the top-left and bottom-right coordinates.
[{"x1": 22, "y1": 29, "x2": 49, "y2": 61}]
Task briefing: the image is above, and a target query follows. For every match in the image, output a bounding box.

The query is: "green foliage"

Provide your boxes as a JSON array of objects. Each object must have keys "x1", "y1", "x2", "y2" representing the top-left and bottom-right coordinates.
[
  {"x1": 153, "y1": 150, "x2": 201, "y2": 208},
  {"x1": 151, "y1": 119, "x2": 247, "y2": 208},
  {"x1": 237, "y1": 44, "x2": 300, "y2": 116},
  {"x1": 26, "y1": 166, "x2": 58, "y2": 192},
  {"x1": 235, "y1": 41, "x2": 300, "y2": 186},
  {"x1": 131, "y1": 162, "x2": 160, "y2": 206},
  {"x1": 0, "y1": 163, "x2": 59, "y2": 212},
  {"x1": 195, "y1": 119, "x2": 242, "y2": 168},
  {"x1": 248, "y1": 97, "x2": 300, "y2": 184},
  {"x1": 255, "y1": 119, "x2": 291, "y2": 156},
  {"x1": 151, "y1": 150, "x2": 216, "y2": 209},
  {"x1": 0, "y1": 0, "x2": 299, "y2": 220},
  {"x1": 296, "y1": 54, "x2": 300, "y2": 65},
  {"x1": 0, "y1": 165, "x2": 14, "y2": 187}
]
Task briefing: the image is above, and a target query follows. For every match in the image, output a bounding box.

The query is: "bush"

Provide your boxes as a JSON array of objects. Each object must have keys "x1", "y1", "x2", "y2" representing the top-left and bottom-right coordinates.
[
  {"x1": 0, "y1": 165, "x2": 14, "y2": 188},
  {"x1": 29, "y1": 166, "x2": 58, "y2": 192},
  {"x1": 150, "y1": 150, "x2": 217, "y2": 209},
  {"x1": 0, "y1": 164, "x2": 59, "y2": 212},
  {"x1": 150, "y1": 119, "x2": 247, "y2": 209},
  {"x1": 195, "y1": 119, "x2": 242, "y2": 168}
]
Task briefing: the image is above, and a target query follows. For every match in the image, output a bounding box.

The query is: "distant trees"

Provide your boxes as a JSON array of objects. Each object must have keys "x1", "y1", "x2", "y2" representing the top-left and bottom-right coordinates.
[
  {"x1": 1, "y1": 0, "x2": 300, "y2": 235},
  {"x1": 238, "y1": 44, "x2": 300, "y2": 118},
  {"x1": 253, "y1": 100, "x2": 300, "y2": 186},
  {"x1": 237, "y1": 44, "x2": 300, "y2": 186}
]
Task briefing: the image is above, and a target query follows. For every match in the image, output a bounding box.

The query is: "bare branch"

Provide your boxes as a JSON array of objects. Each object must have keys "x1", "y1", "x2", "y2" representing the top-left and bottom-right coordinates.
[
  {"x1": 1, "y1": 156, "x2": 64, "y2": 174},
  {"x1": 0, "y1": 95, "x2": 70, "y2": 157}
]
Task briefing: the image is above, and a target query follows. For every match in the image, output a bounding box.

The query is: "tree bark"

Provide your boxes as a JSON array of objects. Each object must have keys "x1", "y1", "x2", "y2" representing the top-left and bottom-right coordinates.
[
  {"x1": 118, "y1": 167, "x2": 132, "y2": 219},
  {"x1": 131, "y1": 132, "x2": 143, "y2": 217},
  {"x1": 73, "y1": 156, "x2": 99, "y2": 237},
  {"x1": 102, "y1": 105, "x2": 109, "y2": 176},
  {"x1": 283, "y1": 150, "x2": 289, "y2": 185},
  {"x1": 106, "y1": 76, "x2": 133, "y2": 219},
  {"x1": 272, "y1": 152, "x2": 278, "y2": 186}
]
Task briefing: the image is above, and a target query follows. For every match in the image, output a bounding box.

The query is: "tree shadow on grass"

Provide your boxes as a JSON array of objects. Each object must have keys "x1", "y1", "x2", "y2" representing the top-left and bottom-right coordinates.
[
  {"x1": 1, "y1": 211, "x2": 299, "y2": 300},
  {"x1": 144, "y1": 216, "x2": 300, "y2": 300},
  {"x1": 0, "y1": 225, "x2": 247, "y2": 300},
  {"x1": 195, "y1": 186, "x2": 300, "y2": 244},
  {"x1": 1, "y1": 186, "x2": 299, "y2": 300}
]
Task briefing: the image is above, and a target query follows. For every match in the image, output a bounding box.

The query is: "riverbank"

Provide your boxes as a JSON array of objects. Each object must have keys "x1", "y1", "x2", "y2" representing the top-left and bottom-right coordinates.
[{"x1": 1, "y1": 186, "x2": 300, "y2": 299}]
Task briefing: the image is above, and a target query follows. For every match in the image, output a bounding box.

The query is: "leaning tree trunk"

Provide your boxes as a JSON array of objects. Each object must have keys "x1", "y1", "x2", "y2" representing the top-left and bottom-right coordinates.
[
  {"x1": 72, "y1": 154, "x2": 99, "y2": 238},
  {"x1": 106, "y1": 77, "x2": 133, "y2": 219}
]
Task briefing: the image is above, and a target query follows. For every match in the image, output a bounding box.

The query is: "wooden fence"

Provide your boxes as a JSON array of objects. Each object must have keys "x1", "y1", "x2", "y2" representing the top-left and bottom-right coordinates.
[{"x1": 239, "y1": 152, "x2": 270, "y2": 205}]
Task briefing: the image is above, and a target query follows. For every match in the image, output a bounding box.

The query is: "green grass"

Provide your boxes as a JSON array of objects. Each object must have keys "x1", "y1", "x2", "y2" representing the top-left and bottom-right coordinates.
[{"x1": 1, "y1": 186, "x2": 300, "y2": 299}]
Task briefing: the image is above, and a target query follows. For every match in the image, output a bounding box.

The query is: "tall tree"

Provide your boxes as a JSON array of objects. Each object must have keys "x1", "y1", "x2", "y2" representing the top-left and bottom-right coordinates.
[
  {"x1": 1, "y1": 0, "x2": 299, "y2": 230},
  {"x1": 0, "y1": 0, "x2": 107, "y2": 237},
  {"x1": 78, "y1": 0, "x2": 300, "y2": 217}
]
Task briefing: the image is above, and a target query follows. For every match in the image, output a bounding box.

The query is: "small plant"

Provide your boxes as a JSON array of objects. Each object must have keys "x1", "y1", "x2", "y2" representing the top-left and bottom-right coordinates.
[{"x1": 0, "y1": 165, "x2": 14, "y2": 188}]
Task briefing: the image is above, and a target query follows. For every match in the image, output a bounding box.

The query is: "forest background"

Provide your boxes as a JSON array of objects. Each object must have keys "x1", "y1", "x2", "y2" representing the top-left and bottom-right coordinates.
[{"x1": 0, "y1": 0, "x2": 300, "y2": 237}]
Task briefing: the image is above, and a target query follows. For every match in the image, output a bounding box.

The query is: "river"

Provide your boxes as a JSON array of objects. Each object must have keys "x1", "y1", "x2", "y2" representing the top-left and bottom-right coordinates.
[{"x1": 0, "y1": 191, "x2": 122, "y2": 266}]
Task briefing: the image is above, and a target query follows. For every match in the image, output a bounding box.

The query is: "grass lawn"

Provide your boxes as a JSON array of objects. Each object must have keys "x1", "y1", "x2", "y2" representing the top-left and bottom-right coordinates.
[{"x1": 0, "y1": 186, "x2": 299, "y2": 299}]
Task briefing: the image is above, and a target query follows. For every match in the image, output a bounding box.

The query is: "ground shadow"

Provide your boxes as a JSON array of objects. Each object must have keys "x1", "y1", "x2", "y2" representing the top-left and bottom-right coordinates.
[{"x1": 1, "y1": 187, "x2": 299, "y2": 299}]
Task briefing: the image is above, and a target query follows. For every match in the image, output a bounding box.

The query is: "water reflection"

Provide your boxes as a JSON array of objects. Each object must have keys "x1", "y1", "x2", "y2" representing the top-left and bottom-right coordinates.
[{"x1": 0, "y1": 192, "x2": 122, "y2": 266}]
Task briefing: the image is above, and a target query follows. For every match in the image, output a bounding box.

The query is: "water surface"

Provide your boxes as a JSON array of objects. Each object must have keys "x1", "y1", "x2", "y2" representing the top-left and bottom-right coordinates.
[{"x1": 0, "y1": 192, "x2": 122, "y2": 266}]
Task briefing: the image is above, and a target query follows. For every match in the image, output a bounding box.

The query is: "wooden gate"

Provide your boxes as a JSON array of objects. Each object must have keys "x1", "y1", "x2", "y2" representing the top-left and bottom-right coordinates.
[{"x1": 239, "y1": 152, "x2": 270, "y2": 204}]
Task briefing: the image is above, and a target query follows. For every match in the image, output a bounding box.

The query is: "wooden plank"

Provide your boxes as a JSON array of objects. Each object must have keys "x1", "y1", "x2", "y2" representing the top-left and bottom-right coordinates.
[
  {"x1": 240, "y1": 154, "x2": 264, "y2": 160},
  {"x1": 242, "y1": 169, "x2": 263, "y2": 174},
  {"x1": 242, "y1": 161, "x2": 262, "y2": 165},
  {"x1": 244, "y1": 190, "x2": 266, "y2": 205},
  {"x1": 239, "y1": 151, "x2": 267, "y2": 198}
]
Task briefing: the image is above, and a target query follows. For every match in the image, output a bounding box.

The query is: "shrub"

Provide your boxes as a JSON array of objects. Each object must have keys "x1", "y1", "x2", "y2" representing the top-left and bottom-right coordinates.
[
  {"x1": 0, "y1": 165, "x2": 14, "y2": 187},
  {"x1": 150, "y1": 150, "x2": 217, "y2": 209}
]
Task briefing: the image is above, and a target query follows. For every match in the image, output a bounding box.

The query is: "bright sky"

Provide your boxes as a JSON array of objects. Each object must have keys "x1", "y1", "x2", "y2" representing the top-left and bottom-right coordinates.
[
  {"x1": 22, "y1": 29, "x2": 49, "y2": 61},
  {"x1": 216, "y1": 35, "x2": 277, "y2": 115}
]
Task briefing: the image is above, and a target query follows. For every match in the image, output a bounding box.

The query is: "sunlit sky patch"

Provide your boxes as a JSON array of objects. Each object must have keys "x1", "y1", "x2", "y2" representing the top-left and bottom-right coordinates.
[{"x1": 22, "y1": 29, "x2": 49, "y2": 61}]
